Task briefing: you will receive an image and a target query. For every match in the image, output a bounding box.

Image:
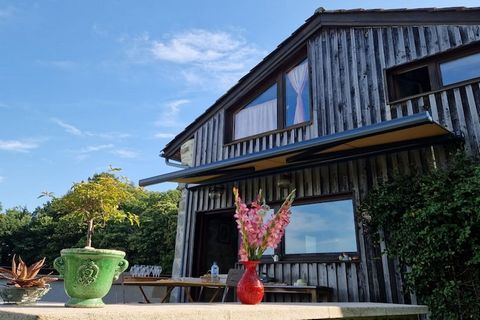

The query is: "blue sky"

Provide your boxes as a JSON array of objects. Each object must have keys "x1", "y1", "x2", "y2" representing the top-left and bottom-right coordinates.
[{"x1": 0, "y1": 0, "x2": 478, "y2": 210}]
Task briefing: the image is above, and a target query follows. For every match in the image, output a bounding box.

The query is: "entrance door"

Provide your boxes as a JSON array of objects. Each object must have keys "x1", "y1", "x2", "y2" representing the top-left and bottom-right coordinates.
[{"x1": 193, "y1": 212, "x2": 238, "y2": 277}]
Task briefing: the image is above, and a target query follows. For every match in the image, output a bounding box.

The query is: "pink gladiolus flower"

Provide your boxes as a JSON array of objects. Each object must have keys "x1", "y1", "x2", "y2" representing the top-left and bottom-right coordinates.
[{"x1": 233, "y1": 187, "x2": 295, "y2": 261}]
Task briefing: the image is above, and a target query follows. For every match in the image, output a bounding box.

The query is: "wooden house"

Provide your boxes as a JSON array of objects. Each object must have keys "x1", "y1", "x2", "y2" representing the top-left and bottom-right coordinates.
[{"x1": 140, "y1": 7, "x2": 480, "y2": 303}]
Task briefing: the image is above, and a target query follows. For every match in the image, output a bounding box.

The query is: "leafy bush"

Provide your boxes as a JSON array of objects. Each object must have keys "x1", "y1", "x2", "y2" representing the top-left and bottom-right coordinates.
[
  {"x1": 361, "y1": 154, "x2": 480, "y2": 319},
  {"x1": 0, "y1": 177, "x2": 180, "y2": 274}
]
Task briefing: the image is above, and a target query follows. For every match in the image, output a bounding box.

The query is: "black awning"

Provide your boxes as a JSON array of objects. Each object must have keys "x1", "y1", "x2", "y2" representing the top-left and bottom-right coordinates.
[{"x1": 139, "y1": 112, "x2": 457, "y2": 187}]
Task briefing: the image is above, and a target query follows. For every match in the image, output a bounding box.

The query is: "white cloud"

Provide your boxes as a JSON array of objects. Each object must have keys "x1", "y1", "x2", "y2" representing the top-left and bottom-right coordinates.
[
  {"x1": 92, "y1": 24, "x2": 109, "y2": 37},
  {"x1": 0, "y1": 176, "x2": 4, "y2": 183},
  {"x1": 0, "y1": 140, "x2": 38, "y2": 153},
  {"x1": 151, "y1": 29, "x2": 264, "y2": 89},
  {"x1": 36, "y1": 60, "x2": 76, "y2": 71},
  {"x1": 124, "y1": 29, "x2": 265, "y2": 90},
  {"x1": 51, "y1": 118, "x2": 83, "y2": 136},
  {"x1": 78, "y1": 144, "x2": 114, "y2": 153},
  {"x1": 154, "y1": 99, "x2": 190, "y2": 128},
  {"x1": 154, "y1": 132, "x2": 176, "y2": 139},
  {"x1": 110, "y1": 149, "x2": 138, "y2": 159},
  {"x1": 0, "y1": 7, "x2": 14, "y2": 20},
  {"x1": 51, "y1": 118, "x2": 130, "y2": 140}
]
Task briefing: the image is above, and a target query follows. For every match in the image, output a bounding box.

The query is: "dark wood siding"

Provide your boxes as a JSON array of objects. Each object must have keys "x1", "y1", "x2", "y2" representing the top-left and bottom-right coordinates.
[{"x1": 172, "y1": 24, "x2": 480, "y2": 304}]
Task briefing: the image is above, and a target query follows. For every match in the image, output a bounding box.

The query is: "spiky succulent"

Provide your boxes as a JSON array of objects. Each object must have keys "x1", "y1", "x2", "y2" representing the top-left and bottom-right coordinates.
[{"x1": 0, "y1": 255, "x2": 58, "y2": 288}]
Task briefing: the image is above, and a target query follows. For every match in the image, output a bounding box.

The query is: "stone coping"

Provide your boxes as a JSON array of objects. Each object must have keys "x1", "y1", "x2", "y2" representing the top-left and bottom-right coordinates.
[{"x1": 0, "y1": 302, "x2": 428, "y2": 320}]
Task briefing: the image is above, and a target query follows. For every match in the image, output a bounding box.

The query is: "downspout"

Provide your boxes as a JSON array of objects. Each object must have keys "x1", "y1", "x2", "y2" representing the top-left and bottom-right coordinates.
[{"x1": 164, "y1": 156, "x2": 189, "y2": 169}]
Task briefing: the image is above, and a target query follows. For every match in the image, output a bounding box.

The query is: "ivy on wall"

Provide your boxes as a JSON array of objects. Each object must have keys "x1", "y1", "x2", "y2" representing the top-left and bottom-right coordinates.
[{"x1": 361, "y1": 153, "x2": 480, "y2": 319}]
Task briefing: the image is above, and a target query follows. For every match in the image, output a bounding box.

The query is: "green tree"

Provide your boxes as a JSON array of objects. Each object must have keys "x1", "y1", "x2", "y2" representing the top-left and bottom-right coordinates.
[
  {"x1": 94, "y1": 189, "x2": 180, "y2": 273},
  {"x1": 0, "y1": 207, "x2": 32, "y2": 264},
  {"x1": 0, "y1": 174, "x2": 180, "y2": 273},
  {"x1": 53, "y1": 171, "x2": 139, "y2": 247},
  {"x1": 361, "y1": 154, "x2": 480, "y2": 319}
]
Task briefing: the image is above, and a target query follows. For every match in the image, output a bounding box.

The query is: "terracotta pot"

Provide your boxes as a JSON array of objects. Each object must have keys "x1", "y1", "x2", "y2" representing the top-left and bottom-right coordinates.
[{"x1": 236, "y1": 260, "x2": 264, "y2": 304}]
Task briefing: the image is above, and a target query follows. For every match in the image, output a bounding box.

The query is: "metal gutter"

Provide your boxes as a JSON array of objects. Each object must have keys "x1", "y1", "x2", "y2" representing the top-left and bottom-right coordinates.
[{"x1": 139, "y1": 112, "x2": 443, "y2": 187}]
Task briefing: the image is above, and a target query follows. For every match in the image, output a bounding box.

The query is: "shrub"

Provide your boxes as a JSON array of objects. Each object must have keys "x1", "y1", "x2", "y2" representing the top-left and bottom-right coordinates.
[{"x1": 361, "y1": 154, "x2": 480, "y2": 319}]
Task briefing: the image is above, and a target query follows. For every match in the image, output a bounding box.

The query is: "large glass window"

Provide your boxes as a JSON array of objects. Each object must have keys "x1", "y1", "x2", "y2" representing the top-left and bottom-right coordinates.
[
  {"x1": 284, "y1": 200, "x2": 357, "y2": 254},
  {"x1": 234, "y1": 84, "x2": 277, "y2": 140},
  {"x1": 440, "y1": 52, "x2": 480, "y2": 86}
]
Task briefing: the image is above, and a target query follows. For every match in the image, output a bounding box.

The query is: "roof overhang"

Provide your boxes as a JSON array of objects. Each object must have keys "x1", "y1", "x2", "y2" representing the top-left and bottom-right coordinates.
[{"x1": 140, "y1": 112, "x2": 459, "y2": 187}]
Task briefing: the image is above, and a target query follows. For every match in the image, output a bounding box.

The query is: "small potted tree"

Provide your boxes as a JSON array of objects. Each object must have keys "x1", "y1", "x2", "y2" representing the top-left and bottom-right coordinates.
[{"x1": 51, "y1": 170, "x2": 139, "y2": 308}]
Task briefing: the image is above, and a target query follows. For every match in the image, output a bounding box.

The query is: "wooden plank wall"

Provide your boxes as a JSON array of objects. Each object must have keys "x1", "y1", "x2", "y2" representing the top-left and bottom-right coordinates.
[{"x1": 176, "y1": 24, "x2": 480, "y2": 304}]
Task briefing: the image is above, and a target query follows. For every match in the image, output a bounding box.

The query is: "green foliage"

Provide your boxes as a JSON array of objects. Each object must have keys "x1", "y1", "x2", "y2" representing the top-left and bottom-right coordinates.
[
  {"x1": 0, "y1": 207, "x2": 32, "y2": 264},
  {"x1": 53, "y1": 172, "x2": 139, "y2": 243},
  {"x1": 361, "y1": 154, "x2": 480, "y2": 319},
  {"x1": 94, "y1": 190, "x2": 181, "y2": 273},
  {"x1": 0, "y1": 175, "x2": 180, "y2": 274}
]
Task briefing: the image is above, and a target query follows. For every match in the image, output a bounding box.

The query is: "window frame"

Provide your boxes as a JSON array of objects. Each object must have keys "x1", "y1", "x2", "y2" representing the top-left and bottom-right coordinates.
[
  {"x1": 260, "y1": 193, "x2": 360, "y2": 263},
  {"x1": 225, "y1": 51, "x2": 313, "y2": 145},
  {"x1": 386, "y1": 41, "x2": 480, "y2": 104}
]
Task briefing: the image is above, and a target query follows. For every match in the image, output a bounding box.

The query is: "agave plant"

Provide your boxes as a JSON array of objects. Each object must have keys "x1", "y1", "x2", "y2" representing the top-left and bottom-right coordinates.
[{"x1": 0, "y1": 255, "x2": 57, "y2": 288}]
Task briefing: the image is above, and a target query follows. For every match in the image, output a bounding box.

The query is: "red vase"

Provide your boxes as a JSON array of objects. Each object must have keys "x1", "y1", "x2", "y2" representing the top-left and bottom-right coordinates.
[{"x1": 236, "y1": 260, "x2": 264, "y2": 304}]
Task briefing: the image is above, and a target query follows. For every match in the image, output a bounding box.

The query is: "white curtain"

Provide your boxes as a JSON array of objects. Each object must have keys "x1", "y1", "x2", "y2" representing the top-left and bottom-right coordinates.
[
  {"x1": 234, "y1": 99, "x2": 277, "y2": 140},
  {"x1": 287, "y1": 61, "x2": 308, "y2": 124}
]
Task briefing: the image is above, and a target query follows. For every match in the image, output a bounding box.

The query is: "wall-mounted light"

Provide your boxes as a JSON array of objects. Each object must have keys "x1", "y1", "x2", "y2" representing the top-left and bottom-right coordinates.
[
  {"x1": 277, "y1": 174, "x2": 292, "y2": 189},
  {"x1": 208, "y1": 185, "x2": 225, "y2": 200}
]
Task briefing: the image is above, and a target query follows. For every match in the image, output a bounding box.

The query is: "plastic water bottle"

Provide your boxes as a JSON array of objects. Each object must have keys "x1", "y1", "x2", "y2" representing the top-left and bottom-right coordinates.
[{"x1": 211, "y1": 261, "x2": 219, "y2": 281}]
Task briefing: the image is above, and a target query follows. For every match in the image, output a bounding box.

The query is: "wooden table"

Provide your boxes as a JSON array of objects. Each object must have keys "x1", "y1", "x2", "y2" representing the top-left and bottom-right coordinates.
[
  {"x1": 123, "y1": 277, "x2": 226, "y2": 303},
  {"x1": 263, "y1": 284, "x2": 332, "y2": 302}
]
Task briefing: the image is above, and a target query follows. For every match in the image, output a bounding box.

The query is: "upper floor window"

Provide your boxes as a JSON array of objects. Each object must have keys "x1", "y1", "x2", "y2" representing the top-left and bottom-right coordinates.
[
  {"x1": 440, "y1": 52, "x2": 480, "y2": 86},
  {"x1": 285, "y1": 60, "x2": 311, "y2": 127},
  {"x1": 229, "y1": 57, "x2": 311, "y2": 142},
  {"x1": 386, "y1": 42, "x2": 480, "y2": 102},
  {"x1": 234, "y1": 84, "x2": 278, "y2": 140}
]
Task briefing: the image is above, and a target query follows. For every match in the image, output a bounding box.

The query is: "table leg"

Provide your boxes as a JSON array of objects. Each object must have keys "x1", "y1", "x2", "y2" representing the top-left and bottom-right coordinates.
[
  {"x1": 161, "y1": 287, "x2": 174, "y2": 303},
  {"x1": 138, "y1": 286, "x2": 151, "y2": 304},
  {"x1": 221, "y1": 287, "x2": 229, "y2": 303},
  {"x1": 208, "y1": 288, "x2": 222, "y2": 302},
  {"x1": 186, "y1": 287, "x2": 195, "y2": 302}
]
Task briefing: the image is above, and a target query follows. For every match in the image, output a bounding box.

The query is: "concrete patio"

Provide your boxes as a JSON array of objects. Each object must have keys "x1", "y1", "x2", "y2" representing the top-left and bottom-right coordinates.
[{"x1": 0, "y1": 302, "x2": 428, "y2": 320}]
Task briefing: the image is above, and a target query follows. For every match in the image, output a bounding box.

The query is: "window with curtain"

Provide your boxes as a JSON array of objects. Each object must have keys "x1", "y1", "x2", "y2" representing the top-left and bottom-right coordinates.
[
  {"x1": 285, "y1": 60, "x2": 311, "y2": 127},
  {"x1": 234, "y1": 84, "x2": 277, "y2": 140},
  {"x1": 227, "y1": 53, "x2": 311, "y2": 142}
]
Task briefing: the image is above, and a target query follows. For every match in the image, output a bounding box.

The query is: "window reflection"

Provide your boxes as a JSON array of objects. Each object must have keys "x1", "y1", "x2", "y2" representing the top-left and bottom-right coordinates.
[
  {"x1": 440, "y1": 52, "x2": 480, "y2": 86},
  {"x1": 285, "y1": 200, "x2": 357, "y2": 254}
]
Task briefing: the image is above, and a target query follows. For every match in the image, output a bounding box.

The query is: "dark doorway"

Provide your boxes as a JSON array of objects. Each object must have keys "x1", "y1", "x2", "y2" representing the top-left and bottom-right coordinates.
[{"x1": 193, "y1": 211, "x2": 238, "y2": 277}]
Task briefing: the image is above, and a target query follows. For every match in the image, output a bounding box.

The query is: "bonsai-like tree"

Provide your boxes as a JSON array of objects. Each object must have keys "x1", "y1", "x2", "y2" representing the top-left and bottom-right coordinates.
[{"x1": 52, "y1": 169, "x2": 139, "y2": 248}]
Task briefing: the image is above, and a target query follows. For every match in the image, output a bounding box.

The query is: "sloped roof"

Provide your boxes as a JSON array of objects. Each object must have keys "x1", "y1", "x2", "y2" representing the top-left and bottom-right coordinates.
[{"x1": 161, "y1": 7, "x2": 480, "y2": 160}]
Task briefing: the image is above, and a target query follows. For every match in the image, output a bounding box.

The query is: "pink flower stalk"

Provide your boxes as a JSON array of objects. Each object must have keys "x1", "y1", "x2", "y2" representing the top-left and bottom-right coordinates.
[{"x1": 233, "y1": 187, "x2": 295, "y2": 261}]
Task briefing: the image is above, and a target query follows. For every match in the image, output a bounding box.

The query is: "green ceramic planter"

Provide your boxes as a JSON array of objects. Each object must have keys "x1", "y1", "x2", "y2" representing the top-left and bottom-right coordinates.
[{"x1": 54, "y1": 247, "x2": 128, "y2": 308}]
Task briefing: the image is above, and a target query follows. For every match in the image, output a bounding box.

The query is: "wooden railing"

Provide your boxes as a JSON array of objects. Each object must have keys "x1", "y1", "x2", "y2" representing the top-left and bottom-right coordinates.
[{"x1": 389, "y1": 80, "x2": 480, "y2": 156}]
